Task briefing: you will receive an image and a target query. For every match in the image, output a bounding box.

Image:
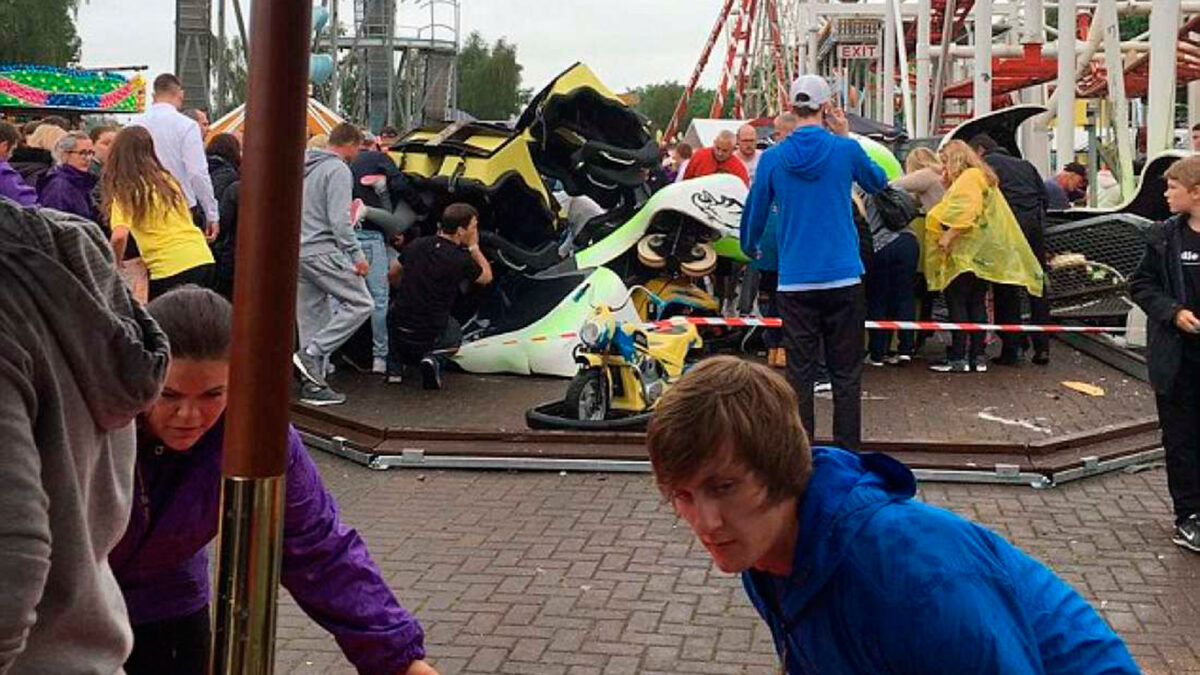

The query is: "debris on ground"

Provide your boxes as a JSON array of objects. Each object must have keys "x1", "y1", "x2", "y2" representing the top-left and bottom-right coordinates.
[{"x1": 1062, "y1": 381, "x2": 1106, "y2": 397}]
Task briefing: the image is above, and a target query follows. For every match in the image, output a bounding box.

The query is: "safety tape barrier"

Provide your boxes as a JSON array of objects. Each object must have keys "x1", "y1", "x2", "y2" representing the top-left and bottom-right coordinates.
[
  {"x1": 652, "y1": 317, "x2": 1129, "y2": 333},
  {"x1": 459, "y1": 318, "x2": 1127, "y2": 351}
]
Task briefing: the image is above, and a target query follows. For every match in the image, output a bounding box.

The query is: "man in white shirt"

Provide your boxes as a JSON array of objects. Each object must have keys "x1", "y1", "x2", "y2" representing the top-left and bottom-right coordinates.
[
  {"x1": 129, "y1": 73, "x2": 218, "y2": 242},
  {"x1": 736, "y1": 123, "x2": 762, "y2": 184}
]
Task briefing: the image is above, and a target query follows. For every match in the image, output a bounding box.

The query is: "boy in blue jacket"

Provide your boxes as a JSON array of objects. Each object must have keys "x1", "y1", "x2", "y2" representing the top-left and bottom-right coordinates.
[
  {"x1": 741, "y1": 74, "x2": 888, "y2": 452},
  {"x1": 647, "y1": 356, "x2": 1138, "y2": 675}
]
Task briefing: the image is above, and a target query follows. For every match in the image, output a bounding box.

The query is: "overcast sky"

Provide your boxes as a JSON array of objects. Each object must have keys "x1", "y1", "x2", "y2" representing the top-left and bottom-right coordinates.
[{"x1": 76, "y1": 1, "x2": 728, "y2": 100}]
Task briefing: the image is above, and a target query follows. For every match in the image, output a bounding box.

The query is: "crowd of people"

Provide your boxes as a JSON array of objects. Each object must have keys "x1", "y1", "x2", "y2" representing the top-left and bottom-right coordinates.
[{"x1": 1, "y1": 64, "x2": 1197, "y2": 674}]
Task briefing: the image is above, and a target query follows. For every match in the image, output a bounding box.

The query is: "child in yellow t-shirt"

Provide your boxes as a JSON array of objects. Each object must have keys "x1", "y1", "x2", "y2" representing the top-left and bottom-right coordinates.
[{"x1": 103, "y1": 126, "x2": 214, "y2": 299}]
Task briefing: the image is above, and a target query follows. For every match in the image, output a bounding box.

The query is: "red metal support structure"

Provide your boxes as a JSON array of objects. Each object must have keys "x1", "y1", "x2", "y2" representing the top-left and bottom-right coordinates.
[
  {"x1": 764, "y1": 0, "x2": 790, "y2": 113},
  {"x1": 711, "y1": 0, "x2": 754, "y2": 118},
  {"x1": 662, "y1": 0, "x2": 737, "y2": 143},
  {"x1": 730, "y1": 0, "x2": 760, "y2": 119}
]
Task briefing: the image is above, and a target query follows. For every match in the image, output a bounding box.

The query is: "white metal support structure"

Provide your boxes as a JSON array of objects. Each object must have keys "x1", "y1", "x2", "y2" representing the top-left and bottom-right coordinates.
[
  {"x1": 1020, "y1": 0, "x2": 1051, "y2": 174},
  {"x1": 1190, "y1": 81, "x2": 1200, "y2": 134},
  {"x1": 1146, "y1": 1, "x2": 1181, "y2": 157},
  {"x1": 883, "y1": 2, "x2": 897, "y2": 125},
  {"x1": 890, "y1": 0, "x2": 916, "y2": 137},
  {"x1": 1055, "y1": 0, "x2": 1076, "y2": 171},
  {"x1": 1097, "y1": 0, "x2": 1135, "y2": 200},
  {"x1": 974, "y1": 0, "x2": 993, "y2": 116},
  {"x1": 915, "y1": 0, "x2": 932, "y2": 136}
]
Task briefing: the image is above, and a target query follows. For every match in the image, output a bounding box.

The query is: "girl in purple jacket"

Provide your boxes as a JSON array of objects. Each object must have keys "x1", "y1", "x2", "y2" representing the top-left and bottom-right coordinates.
[{"x1": 110, "y1": 286, "x2": 437, "y2": 675}]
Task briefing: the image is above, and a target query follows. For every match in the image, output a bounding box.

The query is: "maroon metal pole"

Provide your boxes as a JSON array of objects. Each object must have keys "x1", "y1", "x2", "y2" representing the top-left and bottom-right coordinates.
[{"x1": 209, "y1": 0, "x2": 312, "y2": 672}]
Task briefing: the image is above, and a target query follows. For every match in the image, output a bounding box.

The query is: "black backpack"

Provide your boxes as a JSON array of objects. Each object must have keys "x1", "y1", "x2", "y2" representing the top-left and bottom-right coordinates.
[{"x1": 872, "y1": 186, "x2": 920, "y2": 232}]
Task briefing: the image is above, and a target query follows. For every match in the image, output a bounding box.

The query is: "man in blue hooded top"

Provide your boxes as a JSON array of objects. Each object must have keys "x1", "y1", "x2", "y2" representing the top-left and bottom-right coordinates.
[
  {"x1": 647, "y1": 356, "x2": 1138, "y2": 675},
  {"x1": 741, "y1": 74, "x2": 888, "y2": 453}
]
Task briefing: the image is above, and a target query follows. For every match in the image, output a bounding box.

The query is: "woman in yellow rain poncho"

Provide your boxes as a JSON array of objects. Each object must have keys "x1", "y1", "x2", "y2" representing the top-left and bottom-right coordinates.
[{"x1": 924, "y1": 140, "x2": 1044, "y2": 373}]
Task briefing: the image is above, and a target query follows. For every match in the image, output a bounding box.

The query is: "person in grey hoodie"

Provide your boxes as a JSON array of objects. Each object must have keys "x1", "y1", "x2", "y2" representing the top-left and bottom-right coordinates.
[
  {"x1": 293, "y1": 122, "x2": 374, "y2": 406},
  {"x1": 0, "y1": 200, "x2": 169, "y2": 674}
]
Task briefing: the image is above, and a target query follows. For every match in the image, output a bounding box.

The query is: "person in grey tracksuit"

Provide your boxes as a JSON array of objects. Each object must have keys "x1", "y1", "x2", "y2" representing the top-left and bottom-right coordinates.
[{"x1": 293, "y1": 123, "x2": 373, "y2": 406}]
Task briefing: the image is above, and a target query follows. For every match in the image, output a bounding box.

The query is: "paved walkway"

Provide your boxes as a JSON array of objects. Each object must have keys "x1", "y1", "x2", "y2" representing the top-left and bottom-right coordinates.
[{"x1": 275, "y1": 452, "x2": 1200, "y2": 674}]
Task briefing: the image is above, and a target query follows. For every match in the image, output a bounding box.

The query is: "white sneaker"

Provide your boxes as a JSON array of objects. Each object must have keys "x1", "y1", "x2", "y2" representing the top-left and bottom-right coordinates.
[{"x1": 372, "y1": 357, "x2": 387, "y2": 374}]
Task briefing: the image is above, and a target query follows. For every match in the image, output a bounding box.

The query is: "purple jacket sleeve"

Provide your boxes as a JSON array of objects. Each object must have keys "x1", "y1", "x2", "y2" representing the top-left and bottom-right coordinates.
[
  {"x1": 280, "y1": 426, "x2": 426, "y2": 673},
  {"x1": 0, "y1": 164, "x2": 37, "y2": 207}
]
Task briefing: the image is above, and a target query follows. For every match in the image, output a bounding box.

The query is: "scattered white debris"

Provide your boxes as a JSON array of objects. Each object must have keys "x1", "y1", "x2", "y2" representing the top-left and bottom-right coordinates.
[
  {"x1": 977, "y1": 408, "x2": 1054, "y2": 435},
  {"x1": 559, "y1": 471, "x2": 568, "y2": 477}
]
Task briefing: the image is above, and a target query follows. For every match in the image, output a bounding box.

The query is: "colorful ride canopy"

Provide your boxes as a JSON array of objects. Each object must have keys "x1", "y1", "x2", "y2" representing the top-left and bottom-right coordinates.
[{"x1": 0, "y1": 64, "x2": 144, "y2": 114}]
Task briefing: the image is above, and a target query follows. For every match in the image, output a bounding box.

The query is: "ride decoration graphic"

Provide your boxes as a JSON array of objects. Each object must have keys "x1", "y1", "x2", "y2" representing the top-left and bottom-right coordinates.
[{"x1": 0, "y1": 64, "x2": 145, "y2": 113}]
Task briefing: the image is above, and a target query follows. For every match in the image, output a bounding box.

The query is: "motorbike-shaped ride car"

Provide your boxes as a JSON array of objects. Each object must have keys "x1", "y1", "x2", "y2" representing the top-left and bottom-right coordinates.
[{"x1": 525, "y1": 290, "x2": 702, "y2": 430}]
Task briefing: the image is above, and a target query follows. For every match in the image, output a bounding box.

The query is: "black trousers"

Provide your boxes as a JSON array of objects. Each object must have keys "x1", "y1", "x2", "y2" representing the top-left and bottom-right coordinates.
[
  {"x1": 148, "y1": 263, "x2": 216, "y2": 300},
  {"x1": 387, "y1": 316, "x2": 463, "y2": 373},
  {"x1": 125, "y1": 606, "x2": 210, "y2": 675},
  {"x1": 944, "y1": 273, "x2": 988, "y2": 362},
  {"x1": 994, "y1": 222, "x2": 1050, "y2": 357},
  {"x1": 1157, "y1": 358, "x2": 1200, "y2": 525},
  {"x1": 778, "y1": 284, "x2": 865, "y2": 452}
]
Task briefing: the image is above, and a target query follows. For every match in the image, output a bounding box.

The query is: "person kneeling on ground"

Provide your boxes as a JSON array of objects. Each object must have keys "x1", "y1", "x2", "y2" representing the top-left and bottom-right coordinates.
[
  {"x1": 1130, "y1": 155, "x2": 1200, "y2": 553},
  {"x1": 386, "y1": 202, "x2": 492, "y2": 389},
  {"x1": 647, "y1": 356, "x2": 1138, "y2": 674},
  {"x1": 111, "y1": 287, "x2": 436, "y2": 675}
]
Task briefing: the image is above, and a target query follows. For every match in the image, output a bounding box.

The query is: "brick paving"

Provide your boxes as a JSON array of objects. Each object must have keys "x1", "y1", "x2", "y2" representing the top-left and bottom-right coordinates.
[{"x1": 274, "y1": 452, "x2": 1200, "y2": 674}]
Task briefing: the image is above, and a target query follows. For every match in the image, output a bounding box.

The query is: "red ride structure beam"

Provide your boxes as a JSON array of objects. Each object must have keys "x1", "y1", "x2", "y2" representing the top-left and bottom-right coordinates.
[
  {"x1": 663, "y1": 0, "x2": 737, "y2": 142},
  {"x1": 764, "y1": 0, "x2": 790, "y2": 114},
  {"x1": 731, "y1": 0, "x2": 759, "y2": 118},
  {"x1": 712, "y1": 0, "x2": 754, "y2": 118}
]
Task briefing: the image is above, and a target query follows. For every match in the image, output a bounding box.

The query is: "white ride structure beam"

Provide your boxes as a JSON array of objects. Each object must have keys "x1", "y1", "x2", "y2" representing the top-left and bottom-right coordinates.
[
  {"x1": 974, "y1": 0, "x2": 993, "y2": 116},
  {"x1": 1097, "y1": 0, "x2": 1136, "y2": 200},
  {"x1": 1021, "y1": 0, "x2": 1051, "y2": 174},
  {"x1": 1055, "y1": 0, "x2": 1076, "y2": 171},
  {"x1": 1146, "y1": 1, "x2": 1181, "y2": 157},
  {"x1": 916, "y1": 0, "x2": 932, "y2": 137},
  {"x1": 891, "y1": 0, "x2": 916, "y2": 137},
  {"x1": 883, "y1": 0, "x2": 897, "y2": 125}
]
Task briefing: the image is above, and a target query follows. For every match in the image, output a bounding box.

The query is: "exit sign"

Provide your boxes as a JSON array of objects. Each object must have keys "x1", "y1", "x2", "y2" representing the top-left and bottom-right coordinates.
[{"x1": 838, "y1": 44, "x2": 879, "y2": 60}]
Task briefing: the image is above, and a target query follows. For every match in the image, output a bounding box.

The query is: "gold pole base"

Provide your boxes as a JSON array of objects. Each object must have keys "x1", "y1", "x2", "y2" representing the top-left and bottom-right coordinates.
[{"x1": 209, "y1": 476, "x2": 286, "y2": 675}]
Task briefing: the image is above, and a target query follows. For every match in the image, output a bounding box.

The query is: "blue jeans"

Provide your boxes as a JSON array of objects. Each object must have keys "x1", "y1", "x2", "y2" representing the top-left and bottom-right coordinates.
[
  {"x1": 356, "y1": 230, "x2": 391, "y2": 359},
  {"x1": 866, "y1": 234, "x2": 919, "y2": 360}
]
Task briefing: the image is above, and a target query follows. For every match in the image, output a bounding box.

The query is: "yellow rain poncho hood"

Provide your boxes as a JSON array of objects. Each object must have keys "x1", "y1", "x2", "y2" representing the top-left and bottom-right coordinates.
[{"x1": 924, "y1": 168, "x2": 1044, "y2": 296}]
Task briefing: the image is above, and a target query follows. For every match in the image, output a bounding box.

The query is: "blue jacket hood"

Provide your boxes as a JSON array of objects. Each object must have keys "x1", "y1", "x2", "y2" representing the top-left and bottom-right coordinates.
[
  {"x1": 772, "y1": 448, "x2": 915, "y2": 614},
  {"x1": 776, "y1": 126, "x2": 838, "y2": 180}
]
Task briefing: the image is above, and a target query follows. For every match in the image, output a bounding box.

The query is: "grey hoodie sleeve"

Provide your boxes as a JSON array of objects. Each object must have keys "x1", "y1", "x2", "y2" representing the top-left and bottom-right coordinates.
[
  {"x1": 327, "y1": 163, "x2": 366, "y2": 265},
  {"x1": 0, "y1": 343, "x2": 52, "y2": 673}
]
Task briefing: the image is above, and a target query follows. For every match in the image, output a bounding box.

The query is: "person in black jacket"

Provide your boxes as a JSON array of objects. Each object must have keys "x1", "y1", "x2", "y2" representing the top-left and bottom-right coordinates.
[
  {"x1": 1130, "y1": 156, "x2": 1200, "y2": 553},
  {"x1": 970, "y1": 133, "x2": 1052, "y2": 365},
  {"x1": 206, "y1": 133, "x2": 242, "y2": 299}
]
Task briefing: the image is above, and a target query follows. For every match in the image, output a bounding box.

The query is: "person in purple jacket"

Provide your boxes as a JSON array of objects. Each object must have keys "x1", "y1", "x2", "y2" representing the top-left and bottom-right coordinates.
[
  {"x1": 0, "y1": 121, "x2": 38, "y2": 206},
  {"x1": 109, "y1": 286, "x2": 437, "y2": 675},
  {"x1": 37, "y1": 131, "x2": 101, "y2": 222}
]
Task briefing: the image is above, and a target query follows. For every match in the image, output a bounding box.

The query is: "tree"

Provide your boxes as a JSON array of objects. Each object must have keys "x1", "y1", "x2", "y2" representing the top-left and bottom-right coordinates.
[
  {"x1": 456, "y1": 31, "x2": 531, "y2": 120},
  {"x1": 0, "y1": 0, "x2": 82, "y2": 66},
  {"x1": 214, "y1": 37, "x2": 248, "y2": 115},
  {"x1": 632, "y1": 81, "x2": 717, "y2": 137}
]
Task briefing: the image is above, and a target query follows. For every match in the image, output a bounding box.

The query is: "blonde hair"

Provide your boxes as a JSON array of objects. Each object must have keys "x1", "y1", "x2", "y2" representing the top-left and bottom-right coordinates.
[
  {"x1": 28, "y1": 124, "x2": 68, "y2": 151},
  {"x1": 939, "y1": 140, "x2": 998, "y2": 187},
  {"x1": 1164, "y1": 155, "x2": 1200, "y2": 191},
  {"x1": 905, "y1": 146, "x2": 942, "y2": 174},
  {"x1": 306, "y1": 134, "x2": 329, "y2": 150}
]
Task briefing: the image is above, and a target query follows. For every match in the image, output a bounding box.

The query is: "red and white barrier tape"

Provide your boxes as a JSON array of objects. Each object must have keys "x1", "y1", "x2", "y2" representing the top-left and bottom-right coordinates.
[
  {"x1": 650, "y1": 317, "x2": 1127, "y2": 334},
  {"x1": 462, "y1": 318, "x2": 1126, "y2": 350}
]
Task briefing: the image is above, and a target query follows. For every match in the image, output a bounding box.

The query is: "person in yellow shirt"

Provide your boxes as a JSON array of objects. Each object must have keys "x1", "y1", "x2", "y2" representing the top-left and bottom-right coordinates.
[
  {"x1": 102, "y1": 126, "x2": 215, "y2": 300},
  {"x1": 924, "y1": 140, "x2": 1044, "y2": 373}
]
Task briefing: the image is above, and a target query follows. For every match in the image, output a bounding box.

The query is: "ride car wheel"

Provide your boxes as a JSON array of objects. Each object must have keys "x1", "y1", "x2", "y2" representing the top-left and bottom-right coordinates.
[{"x1": 566, "y1": 368, "x2": 609, "y2": 421}]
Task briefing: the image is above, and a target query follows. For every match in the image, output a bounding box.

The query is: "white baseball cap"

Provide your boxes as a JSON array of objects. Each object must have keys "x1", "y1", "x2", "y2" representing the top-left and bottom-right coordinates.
[{"x1": 789, "y1": 74, "x2": 832, "y2": 111}]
